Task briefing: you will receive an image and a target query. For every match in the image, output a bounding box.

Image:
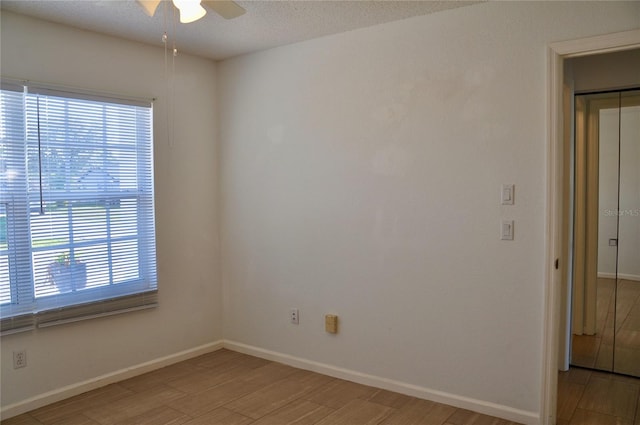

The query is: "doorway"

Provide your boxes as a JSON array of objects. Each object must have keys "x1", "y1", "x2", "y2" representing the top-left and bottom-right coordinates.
[
  {"x1": 570, "y1": 89, "x2": 640, "y2": 377},
  {"x1": 544, "y1": 31, "x2": 640, "y2": 425}
]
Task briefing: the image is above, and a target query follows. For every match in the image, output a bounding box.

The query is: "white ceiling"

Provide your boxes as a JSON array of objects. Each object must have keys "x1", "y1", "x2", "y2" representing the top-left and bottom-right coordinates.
[{"x1": 0, "y1": 0, "x2": 481, "y2": 60}]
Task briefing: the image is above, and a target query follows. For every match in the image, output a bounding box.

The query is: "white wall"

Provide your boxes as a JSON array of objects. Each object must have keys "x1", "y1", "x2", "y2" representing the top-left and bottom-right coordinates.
[
  {"x1": 0, "y1": 11, "x2": 222, "y2": 411},
  {"x1": 570, "y1": 49, "x2": 640, "y2": 93},
  {"x1": 218, "y1": 1, "x2": 640, "y2": 421}
]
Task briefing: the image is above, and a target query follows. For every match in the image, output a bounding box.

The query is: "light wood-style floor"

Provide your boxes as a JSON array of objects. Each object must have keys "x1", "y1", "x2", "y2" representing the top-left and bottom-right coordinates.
[
  {"x1": 2, "y1": 349, "x2": 522, "y2": 425},
  {"x1": 572, "y1": 278, "x2": 640, "y2": 376},
  {"x1": 557, "y1": 367, "x2": 640, "y2": 425}
]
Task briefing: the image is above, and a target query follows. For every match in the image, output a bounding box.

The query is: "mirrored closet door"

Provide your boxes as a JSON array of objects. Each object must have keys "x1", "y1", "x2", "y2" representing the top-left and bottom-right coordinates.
[{"x1": 571, "y1": 88, "x2": 640, "y2": 377}]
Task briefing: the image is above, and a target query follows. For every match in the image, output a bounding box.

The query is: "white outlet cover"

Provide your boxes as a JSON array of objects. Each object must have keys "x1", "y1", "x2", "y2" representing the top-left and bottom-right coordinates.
[
  {"x1": 290, "y1": 308, "x2": 299, "y2": 325},
  {"x1": 13, "y1": 350, "x2": 27, "y2": 369}
]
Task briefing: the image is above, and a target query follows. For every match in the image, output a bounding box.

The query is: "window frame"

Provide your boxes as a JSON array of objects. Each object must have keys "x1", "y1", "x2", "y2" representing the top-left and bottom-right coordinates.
[{"x1": 0, "y1": 80, "x2": 158, "y2": 334}]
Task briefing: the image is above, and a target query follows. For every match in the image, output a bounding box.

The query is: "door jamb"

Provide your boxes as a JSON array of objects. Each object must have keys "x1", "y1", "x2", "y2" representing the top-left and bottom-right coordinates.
[{"x1": 542, "y1": 29, "x2": 640, "y2": 425}]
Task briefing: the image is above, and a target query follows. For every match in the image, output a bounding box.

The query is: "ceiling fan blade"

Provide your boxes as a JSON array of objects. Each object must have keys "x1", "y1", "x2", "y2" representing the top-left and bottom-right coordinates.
[
  {"x1": 137, "y1": 0, "x2": 162, "y2": 17},
  {"x1": 202, "y1": 0, "x2": 246, "y2": 19}
]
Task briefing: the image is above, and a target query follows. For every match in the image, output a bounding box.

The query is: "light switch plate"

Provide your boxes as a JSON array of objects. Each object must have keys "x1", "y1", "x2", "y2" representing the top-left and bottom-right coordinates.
[
  {"x1": 501, "y1": 220, "x2": 514, "y2": 240},
  {"x1": 501, "y1": 184, "x2": 515, "y2": 205}
]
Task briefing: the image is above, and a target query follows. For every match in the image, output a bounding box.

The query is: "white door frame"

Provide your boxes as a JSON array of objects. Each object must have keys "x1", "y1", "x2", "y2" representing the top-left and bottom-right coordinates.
[{"x1": 542, "y1": 29, "x2": 640, "y2": 425}]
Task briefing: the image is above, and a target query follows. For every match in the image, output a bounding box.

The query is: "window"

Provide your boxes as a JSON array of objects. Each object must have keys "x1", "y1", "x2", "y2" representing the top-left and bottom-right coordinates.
[{"x1": 0, "y1": 81, "x2": 157, "y2": 334}]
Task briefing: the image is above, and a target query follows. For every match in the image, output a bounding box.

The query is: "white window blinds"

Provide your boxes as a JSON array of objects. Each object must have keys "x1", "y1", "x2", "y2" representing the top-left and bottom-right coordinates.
[{"x1": 0, "y1": 82, "x2": 157, "y2": 334}]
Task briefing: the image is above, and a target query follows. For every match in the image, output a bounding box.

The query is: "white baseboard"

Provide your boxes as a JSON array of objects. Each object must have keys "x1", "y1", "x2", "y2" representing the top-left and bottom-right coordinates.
[
  {"x1": 598, "y1": 272, "x2": 640, "y2": 281},
  {"x1": 0, "y1": 340, "x2": 224, "y2": 420},
  {"x1": 2, "y1": 339, "x2": 540, "y2": 424},
  {"x1": 223, "y1": 340, "x2": 540, "y2": 425}
]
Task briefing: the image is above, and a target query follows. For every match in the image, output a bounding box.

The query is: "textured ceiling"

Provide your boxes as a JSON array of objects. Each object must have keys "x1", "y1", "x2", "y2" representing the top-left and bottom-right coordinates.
[{"x1": 0, "y1": 0, "x2": 481, "y2": 60}]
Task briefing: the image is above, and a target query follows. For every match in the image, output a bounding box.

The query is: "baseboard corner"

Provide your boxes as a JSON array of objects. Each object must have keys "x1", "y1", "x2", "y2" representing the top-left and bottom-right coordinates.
[
  {"x1": 0, "y1": 340, "x2": 224, "y2": 420},
  {"x1": 222, "y1": 340, "x2": 540, "y2": 425}
]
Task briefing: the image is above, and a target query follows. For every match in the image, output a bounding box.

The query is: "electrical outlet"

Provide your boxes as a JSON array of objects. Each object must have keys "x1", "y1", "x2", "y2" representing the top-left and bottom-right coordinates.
[
  {"x1": 290, "y1": 308, "x2": 299, "y2": 325},
  {"x1": 13, "y1": 350, "x2": 27, "y2": 369}
]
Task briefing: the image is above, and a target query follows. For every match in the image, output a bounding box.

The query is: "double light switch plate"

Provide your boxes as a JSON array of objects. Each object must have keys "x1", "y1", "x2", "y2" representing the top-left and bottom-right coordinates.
[{"x1": 501, "y1": 184, "x2": 514, "y2": 240}]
